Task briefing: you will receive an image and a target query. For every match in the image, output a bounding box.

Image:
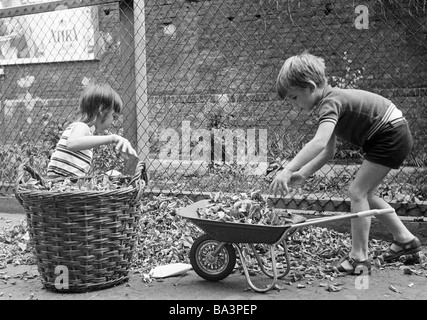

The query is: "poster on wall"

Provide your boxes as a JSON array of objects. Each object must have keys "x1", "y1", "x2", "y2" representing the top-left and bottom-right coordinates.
[{"x1": 0, "y1": 0, "x2": 99, "y2": 64}]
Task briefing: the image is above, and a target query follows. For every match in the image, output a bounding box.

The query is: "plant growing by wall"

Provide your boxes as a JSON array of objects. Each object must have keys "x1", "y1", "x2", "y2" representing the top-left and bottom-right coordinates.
[
  {"x1": 329, "y1": 52, "x2": 365, "y2": 89},
  {"x1": 0, "y1": 115, "x2": 68, "y2": 182},
  {"x1": 205, "y1": 95, "x2": 246, "y2": 166},
  {"x1": 268, "y1": 130, "x2": 307, "y2": 163}
]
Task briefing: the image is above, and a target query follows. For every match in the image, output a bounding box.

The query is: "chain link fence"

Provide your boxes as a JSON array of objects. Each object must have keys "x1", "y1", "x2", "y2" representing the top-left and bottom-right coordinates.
[{"x1": 0, "y1": 0, "x2": 426, "y2": 215}]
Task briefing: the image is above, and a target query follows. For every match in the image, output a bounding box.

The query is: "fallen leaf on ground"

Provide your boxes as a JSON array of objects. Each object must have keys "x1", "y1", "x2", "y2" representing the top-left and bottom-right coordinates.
[
  {"x1": 326, "y1": 284, "x2": 342, "y2": 292},
  {"x1": 389, "y1": 284, "x2": 402, "y2": 294},
  {"x1": 1, "y1": 193, "x2": 426, "y2": 288}
]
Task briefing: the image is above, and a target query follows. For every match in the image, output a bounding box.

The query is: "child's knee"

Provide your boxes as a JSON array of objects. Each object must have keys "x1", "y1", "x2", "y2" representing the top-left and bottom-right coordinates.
[
  {"x1": 367, "y1": 193, "x2": 378, "y2": 203},
  {"x1": 348, "y1": 184, "x2": 368, "y2": 201}
]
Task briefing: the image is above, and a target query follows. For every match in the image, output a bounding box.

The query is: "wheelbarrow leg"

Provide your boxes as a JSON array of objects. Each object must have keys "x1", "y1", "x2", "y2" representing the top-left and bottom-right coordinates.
[
  {"x1": 248, "y1": 241, "x2": 291, "y2": 280},
  {"x1": 233, "y1": 243, "x2": 280, "y2": 293}
]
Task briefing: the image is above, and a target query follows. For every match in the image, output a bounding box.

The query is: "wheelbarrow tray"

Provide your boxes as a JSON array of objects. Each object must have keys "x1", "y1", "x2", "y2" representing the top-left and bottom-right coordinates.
[{"x1": 177, "y1": 199, "x2": 306, "y2": 244}]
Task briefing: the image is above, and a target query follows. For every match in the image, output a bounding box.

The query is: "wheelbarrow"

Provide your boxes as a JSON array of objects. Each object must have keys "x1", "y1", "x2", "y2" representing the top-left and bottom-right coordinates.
[{"x1": 177, "y1": 199, "x2": 395, "y2": 293}]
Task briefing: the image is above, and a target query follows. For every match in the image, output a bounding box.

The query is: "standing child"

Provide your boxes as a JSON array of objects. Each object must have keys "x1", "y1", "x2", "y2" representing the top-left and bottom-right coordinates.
[
  {"x1": 47, "y1": 83, "x2": 138, "y2": 178},
  {"x1": 270, "y1": 52, "x2": 421, "y2": 275}
]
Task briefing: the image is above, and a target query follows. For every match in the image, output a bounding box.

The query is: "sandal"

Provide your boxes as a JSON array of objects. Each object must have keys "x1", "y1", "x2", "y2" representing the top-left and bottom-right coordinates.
[
  {"x1": 333, "y1": 255, "x2": 371, "y2": 275},
  {"x1": 382, "y1": 237, "x2": 422, "y2": 263}
]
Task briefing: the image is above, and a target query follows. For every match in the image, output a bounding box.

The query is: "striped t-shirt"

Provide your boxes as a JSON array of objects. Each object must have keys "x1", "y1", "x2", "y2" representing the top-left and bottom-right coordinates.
[{"x1": 47, "y1": 122, "x2": 93, "y2": 178}]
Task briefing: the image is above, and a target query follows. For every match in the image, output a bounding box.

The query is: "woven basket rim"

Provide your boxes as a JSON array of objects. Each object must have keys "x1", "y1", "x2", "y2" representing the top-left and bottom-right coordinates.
[
  {"x1": 16, "y1": 172, "x2": 143, "y2": 198},
  {"x1": 16, "y1": 184, "x2": 137, "y2": 197}
]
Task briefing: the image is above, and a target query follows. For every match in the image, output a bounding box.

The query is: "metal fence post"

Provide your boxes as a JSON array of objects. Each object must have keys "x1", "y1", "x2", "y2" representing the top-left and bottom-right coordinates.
[
  {"x1": 120, "y1": 0, "x2": 150, "y2": 174},
  {"x1": 120, "y1": 0, "x2": 138, "y2": 175},
  {"x1": 133, "y1": 0, "x2": 150, "y2": 164},
  {"x1": 0, "y1": 67, "x2": 4, "y2": 146}
]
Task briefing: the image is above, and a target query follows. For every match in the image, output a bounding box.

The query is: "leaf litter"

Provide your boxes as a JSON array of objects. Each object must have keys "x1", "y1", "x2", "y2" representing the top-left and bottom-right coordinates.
[{"x1": 1, "y1": 193, "x2": 426, "y2": 292}]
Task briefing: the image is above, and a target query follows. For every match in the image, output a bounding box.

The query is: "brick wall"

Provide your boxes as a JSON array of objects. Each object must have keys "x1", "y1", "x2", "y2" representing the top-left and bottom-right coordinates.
[
  {"x1": 144, "y1": 0, "x2": 427, "y2": 159},
  {"x1": 1, "y1": 0, "x2": 426, "y2": 157},
  {"x1": 145, "y1": 0, "x2": 426, "y2": 93}
]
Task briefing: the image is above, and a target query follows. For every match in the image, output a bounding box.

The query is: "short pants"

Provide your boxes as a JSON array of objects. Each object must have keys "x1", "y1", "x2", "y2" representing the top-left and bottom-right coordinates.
[{"x1": 362, "y1": 119, "x2": 413, "y2": 169}]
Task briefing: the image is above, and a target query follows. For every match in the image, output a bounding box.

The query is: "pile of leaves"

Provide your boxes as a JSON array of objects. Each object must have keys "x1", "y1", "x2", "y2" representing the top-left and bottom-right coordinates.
[
  {"x1": 131, "y1": 194, "x2": 427, "y2": 280},
  {"x1": 1, "y1": 194, "x2": 426, "y2": 285},
  {"x1": 0, "y1": 219, "x2": 36, "y2": 269},
  {"x1": 196, "y1": 191, "x2": 293, "y2": 225},
  {"x1": 132, "y1": 195, "x2": 202, "y2": 272}
]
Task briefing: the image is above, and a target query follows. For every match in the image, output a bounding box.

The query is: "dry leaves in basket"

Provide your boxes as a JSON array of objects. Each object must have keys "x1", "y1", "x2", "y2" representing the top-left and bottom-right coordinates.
[{"x1": 23, "y1": 175, "x2": 130, "y2": 192}]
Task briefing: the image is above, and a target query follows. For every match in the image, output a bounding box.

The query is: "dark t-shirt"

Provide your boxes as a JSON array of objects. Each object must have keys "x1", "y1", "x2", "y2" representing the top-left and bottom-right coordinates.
[{"x1": 315, "y1": 85, "x2": 393, "y2": 147}]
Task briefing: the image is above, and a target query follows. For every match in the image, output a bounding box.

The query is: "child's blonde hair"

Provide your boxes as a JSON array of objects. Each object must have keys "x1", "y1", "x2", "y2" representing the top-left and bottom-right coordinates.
[
  {"x1": 276, "y1": 52, "x2": 328, "y2": 100},
  {"x1": 78, "y1": 83, "x2": 123, "y2": 125}
]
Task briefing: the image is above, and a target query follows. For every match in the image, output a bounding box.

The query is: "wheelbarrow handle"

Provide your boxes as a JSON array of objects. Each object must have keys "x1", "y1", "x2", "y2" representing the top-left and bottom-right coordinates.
[
  {"x1": 355, "y1": 208, "x2": 395, "y2": 218},
  {"x1": 281, "y1": 208, "x2": 395, "y2": 240}
]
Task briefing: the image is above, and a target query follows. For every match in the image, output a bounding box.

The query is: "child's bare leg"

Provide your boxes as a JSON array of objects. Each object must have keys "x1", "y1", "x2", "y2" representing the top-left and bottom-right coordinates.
[
  {"x1": 368, "y1": 195, "x2": 415, "y2": 250},
  {"x1": 348, "y1": 160, "x2": 392, "y2": 261},
  {"x1": 350, "y1": 217, "x2": 371, "y2": 261}
]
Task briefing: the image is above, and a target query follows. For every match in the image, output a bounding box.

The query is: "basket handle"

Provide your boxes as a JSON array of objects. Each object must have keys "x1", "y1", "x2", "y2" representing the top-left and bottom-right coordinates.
[
  {"x1": 129, "y1": 161, "x2": 148, "y2": 189},
  {"x1": 16, "y1": 163, "x2": 47, "y2": 188},
  {"x1": 15, "y1": 163, "x2": 47, "y2": 205}
]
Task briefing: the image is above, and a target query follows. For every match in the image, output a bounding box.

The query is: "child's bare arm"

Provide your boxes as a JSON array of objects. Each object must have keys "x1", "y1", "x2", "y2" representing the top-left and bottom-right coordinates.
[
  {"x1": 298, "y1": 133, "x2": 336, "y2": 178},
  {"x1": 270, "y1": 122, "x2": 335, "y2": 195},
  {"x1": 284, "y1": 122, "x2": 335, "y2": 172},
  {"x1": 66, "y1": 123, "x2": 138, "y2": 158}
]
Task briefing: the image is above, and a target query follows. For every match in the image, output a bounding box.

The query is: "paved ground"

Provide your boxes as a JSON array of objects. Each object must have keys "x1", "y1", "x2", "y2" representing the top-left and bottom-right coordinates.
[
  {"x1": 1, "y1": 262, "x2": 427, "y2": 301},
  {"x1": 1, "y1": 212, "x2": 426, "y2": 304}
]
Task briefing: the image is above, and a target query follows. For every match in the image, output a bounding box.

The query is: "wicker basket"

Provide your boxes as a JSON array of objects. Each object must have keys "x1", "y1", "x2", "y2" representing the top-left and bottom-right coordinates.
[{"x1": 15, "y1": 161, "x2": 148, "y2": 293}]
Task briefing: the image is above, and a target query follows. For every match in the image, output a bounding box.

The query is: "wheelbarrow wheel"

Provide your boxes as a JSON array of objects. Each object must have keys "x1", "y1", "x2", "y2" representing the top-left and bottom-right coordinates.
[{"x1": 190, "y1": 234, "x2": 236, "y2": 282}]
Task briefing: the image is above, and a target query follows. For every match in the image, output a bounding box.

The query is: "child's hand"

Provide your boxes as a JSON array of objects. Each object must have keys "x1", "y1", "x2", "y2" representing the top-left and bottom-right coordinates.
[
  {"x1": 269, "y1": 168, "x2": 293, "y2": 197},
  {"x1": 289, "y1": 171, "x2": 307, "y2": 188},
  {"x1": 111, "y1": 134, "x2": 139, "y2": 159}
]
